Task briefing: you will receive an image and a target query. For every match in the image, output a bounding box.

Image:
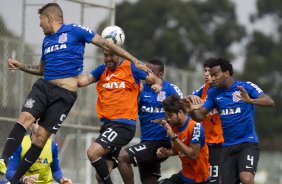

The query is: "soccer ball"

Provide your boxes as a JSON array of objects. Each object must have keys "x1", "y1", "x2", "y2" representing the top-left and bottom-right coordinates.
[{"x1": 101, "y1": 26, "x2": 125, "y2": 46}]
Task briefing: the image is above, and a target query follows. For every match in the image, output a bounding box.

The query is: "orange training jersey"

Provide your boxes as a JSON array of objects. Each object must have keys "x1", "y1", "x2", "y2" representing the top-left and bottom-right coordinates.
[
  {"x1": 201, "y1": 84, "x2": 224, "y2": 144},
  {"x1": 96, "y1": 60, "x2": 140, "y2": 122},
  {"x1": 172, "y1": 118, "x2": 210, "y2": 182}
]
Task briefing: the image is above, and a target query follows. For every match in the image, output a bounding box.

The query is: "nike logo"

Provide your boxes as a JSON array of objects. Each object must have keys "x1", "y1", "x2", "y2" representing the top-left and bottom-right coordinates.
[
  {"x1": 101, "y1": 138, "x2": 108, "y2": 143},
  {"x1": 144, "y1": 95, "x2": 151, "y2": 98},
  {"x1": 129, "y1": 148, "x2": 135, "y2": 153},
  {"x1": 24, "y1": 158, "x2": 33, "y2": 164},
  {"x1": 246, "y1": 166, "x2": 253, "y2": 169},
  {"x1": 7, "y1": 138, "x2": 16, "y2": 140},
  {"x1": 106, "y1": 73, "x2": 120, "y2": 81},
  {"x1": 103, "y1": 175, "x2": 110, "y2": 181},
  {"x1": 210, "y1": 179, "x2": 218, "y2": 183},
  {"x1": 216, "y1": 97, "x2": 223, "y2": 100},
  {"x1": 53, "y1": 124, "x2": 61, "y2": 130}
]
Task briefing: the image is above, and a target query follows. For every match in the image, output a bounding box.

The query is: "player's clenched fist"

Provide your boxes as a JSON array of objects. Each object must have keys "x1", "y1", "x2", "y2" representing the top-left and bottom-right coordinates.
[{"x1": 8, "y1": 59, "x2": 21, "y2": 70}]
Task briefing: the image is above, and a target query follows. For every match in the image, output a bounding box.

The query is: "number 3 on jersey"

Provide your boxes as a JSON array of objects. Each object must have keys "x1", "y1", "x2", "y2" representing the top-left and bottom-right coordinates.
[{"x1": 129, "y1": 144, "x2": 147, "y2": 154}]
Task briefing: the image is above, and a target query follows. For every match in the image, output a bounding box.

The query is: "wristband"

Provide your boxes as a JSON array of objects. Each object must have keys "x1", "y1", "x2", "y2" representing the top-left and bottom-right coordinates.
[{"x1": 171, "y1": 133, "x2": 178, "y2": 141}]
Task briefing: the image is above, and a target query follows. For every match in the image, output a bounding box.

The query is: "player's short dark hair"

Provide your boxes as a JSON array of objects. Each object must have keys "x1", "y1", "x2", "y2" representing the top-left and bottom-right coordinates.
[
  {"x1": 203, "y1": 58, "x2": 213, "y2": 68},
  {"x1": 206, "y1": 57, "x2": 233, "y2": 76},
  {"x1": 162, "y1": 94, "x2": 186, "y2": 113},
  {"x1": 148, "y1": 59, "x2": 164, "y2": 73},
  {"x1": 38, "y1": 3, "x2": 63, "y2": 20}
]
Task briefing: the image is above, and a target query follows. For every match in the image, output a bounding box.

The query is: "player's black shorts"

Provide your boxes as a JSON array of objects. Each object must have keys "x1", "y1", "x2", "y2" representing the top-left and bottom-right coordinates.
[
  {"x1": 21, "y1": 78, "x2": 77, "y2": 134},
  {"x1": 125, "y1": 140, "x2": 171, "y2": 179},
  {"x1": 220, "y1": 142, "x2": 260, "y2": 184},
  {"x1": 208, "y1": 144, "x2": 222, "y2": 184},
  {"x1": 95, "y1": 122, "x2": 136, "y2": 163}
]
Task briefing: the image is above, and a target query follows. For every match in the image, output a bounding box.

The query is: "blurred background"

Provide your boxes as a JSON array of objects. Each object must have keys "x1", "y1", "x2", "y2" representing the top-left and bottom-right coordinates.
[{"x1": 0, "y1": 0, "x2": 281, "y2": 183}]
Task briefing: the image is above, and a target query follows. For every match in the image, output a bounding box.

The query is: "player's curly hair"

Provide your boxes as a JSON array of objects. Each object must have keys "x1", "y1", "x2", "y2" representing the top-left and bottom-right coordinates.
[
  {"x1": 162, "y1": 94, "x2": 186, "y2": 113},
  {"x1": 205, "y1": 57, "x2": 233, "y2": 76}
]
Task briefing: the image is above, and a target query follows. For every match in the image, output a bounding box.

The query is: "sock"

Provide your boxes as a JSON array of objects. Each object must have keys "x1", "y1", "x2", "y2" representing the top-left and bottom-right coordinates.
[
  {"x1": 2, "y1": 123, "x2": 26, "y2": 165},
  {"x1": 91, "y1": 157, "x2": 113, "y2": 184},
  {"x1": 9, "y1": 144, "x2": 43, "y2": 184}
]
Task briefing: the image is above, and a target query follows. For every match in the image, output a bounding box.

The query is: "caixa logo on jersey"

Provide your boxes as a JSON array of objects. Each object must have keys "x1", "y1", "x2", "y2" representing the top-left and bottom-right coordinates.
[
  {"x1": 207, "y1": 108, "x2": 218, "y2": 116},
  {"x1": 102, "y1": 81, "x2": 125, "y2": 89},
  {"x1": 44, "y1": 44, "x2": 67, "y2": 54},
  {"x1": 220, "y1": 107, "x2": 241, "y2": 116},
  {"x1": 44, "y1": 33, "x2": 68, "y2": 55},
  {"x1": 141, "y1": 106, "x2": 164, "y2": 113},
  {"x1": 36, "y1": 157, "x2": 49, "y2": 164}
]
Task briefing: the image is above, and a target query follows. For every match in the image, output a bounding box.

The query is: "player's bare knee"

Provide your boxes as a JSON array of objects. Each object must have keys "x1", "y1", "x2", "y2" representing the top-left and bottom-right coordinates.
[
  {"x1": 87, "y1": 143, "x2": 107, "y2": 161},
  {"x1": 18, "y1": 112, "x2": 36, "y2": 128},
  {"x1": 31, "y1": 126, "x2": 52, "y2": 147},
  {"x1": 87, "y1": 147, "x2": 99, "y2": 161},
  {"x1": 240, "y1": 172, "x2": 254, "y2": 184},
  {"x1": 32, "y1": 133, "x2": 50, "y2": 148},
  {"x1": 241, "y1": 178, "x2": 254, "y2": 184},
  {"x1": 118, "y1": 150, "x2": 129, "y2": 163},
  {"x1": 32, "y1": 136, "x2": 47, "y2": 148}
]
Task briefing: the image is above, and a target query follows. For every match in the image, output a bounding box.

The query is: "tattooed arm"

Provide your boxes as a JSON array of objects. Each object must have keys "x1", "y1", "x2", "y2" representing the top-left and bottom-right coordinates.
[
  {"x1": 91, "y1": 34, "x2": 149, "y2": 72},
  {"x1": 8, "y1": 59, "x2": 44, "y2": 76}
]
